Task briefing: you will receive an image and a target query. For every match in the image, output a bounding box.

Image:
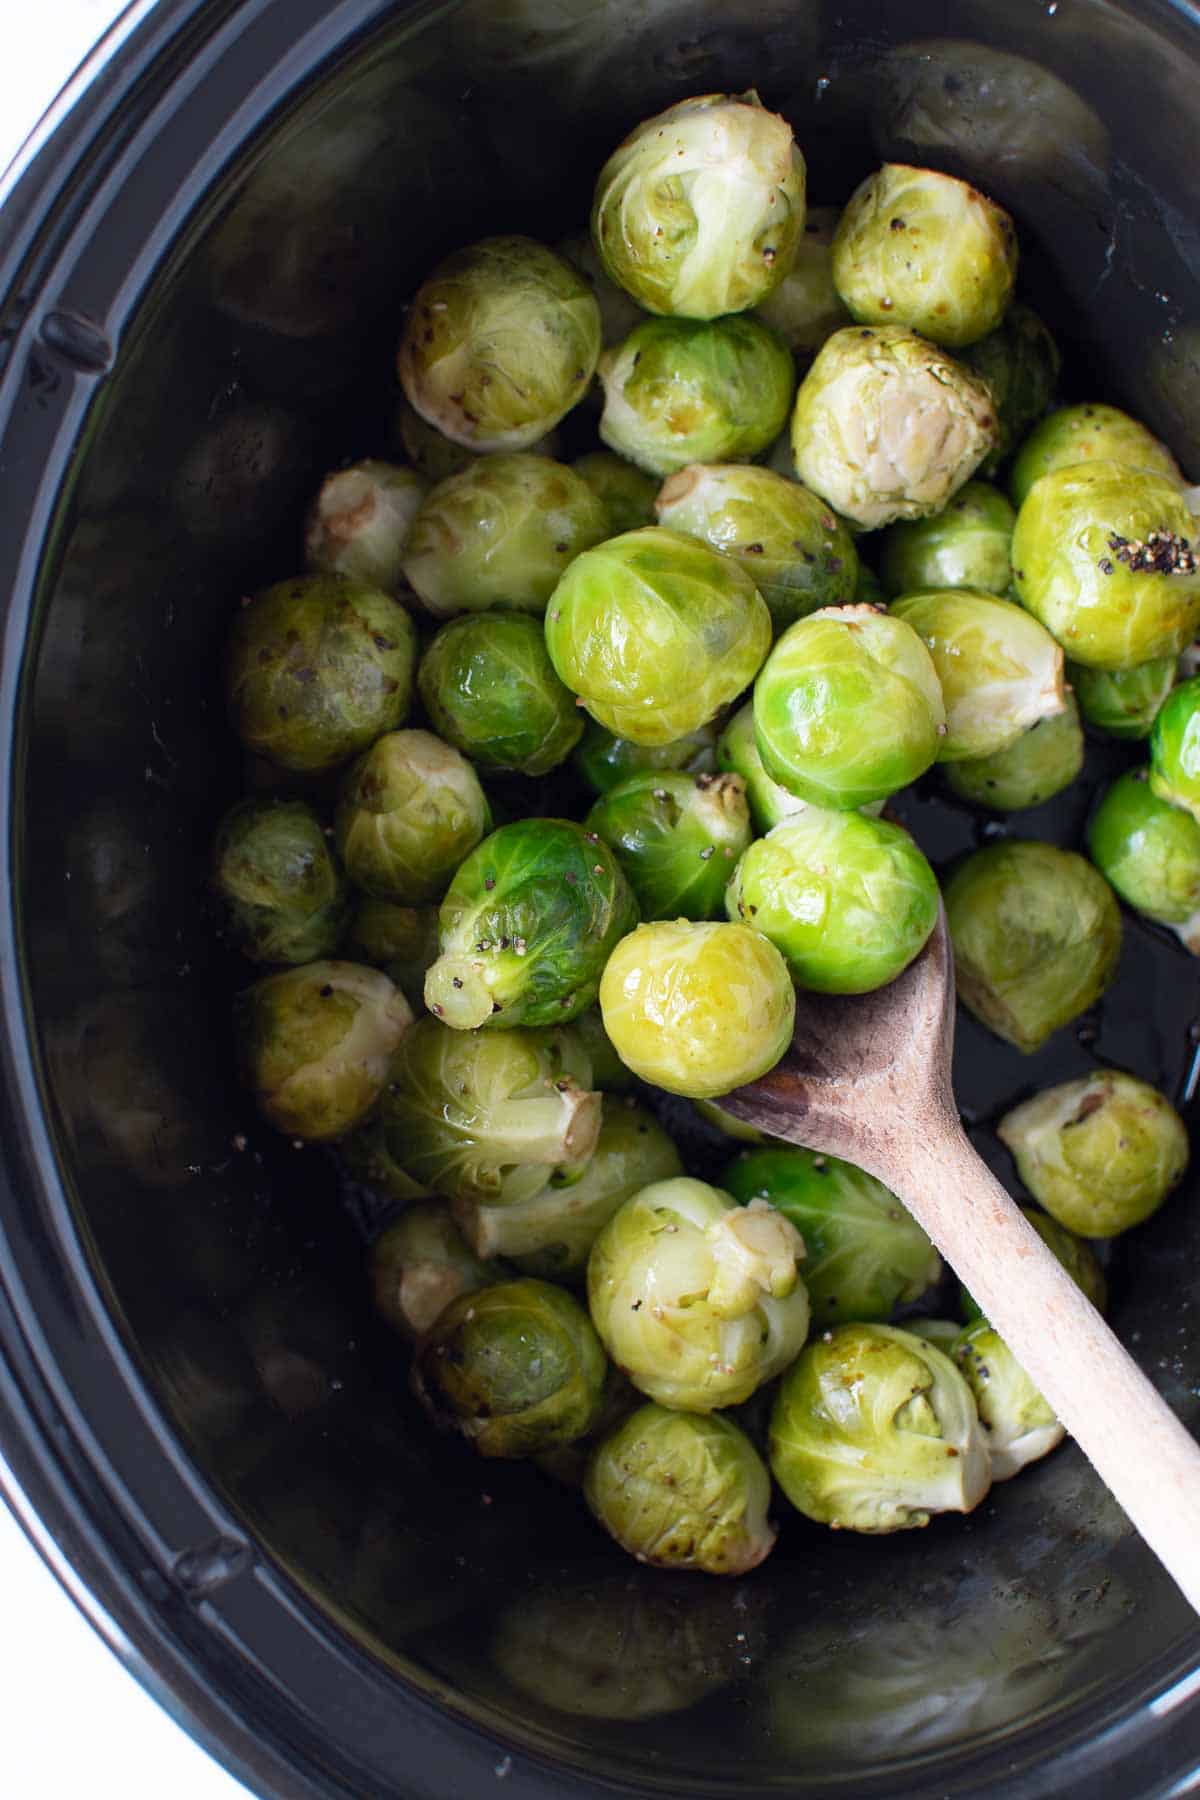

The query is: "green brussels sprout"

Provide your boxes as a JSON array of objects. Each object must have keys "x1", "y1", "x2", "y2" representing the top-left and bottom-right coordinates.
[
  {"x1": 413, "y1": 1277, "x2": 608, "y2": 1458},
  {"x1": 587, "y1": 1177, "x2": 809, "y2": 1410},
  {"x1": 211, "y1": 798, "x2": 351, "y2": 965},
  {"x1": 333, "y1": 729, "x2": 491, "y2": 904},
  {"x1": 904, "y1": 1317, "x2": 962, "y2": 1351},
  {"x1": 716, "y1": 702, "x2": 807, "y2": 833},
  {"x1": 343, "y1": 898, "x2": 438, "y2": 1008},
  {"x1": 831, "y1": 164, "x2": 1017, "y2": 348},
  {"x1": 654, "y1": 464, "x2": 859, "y2": 631},
  {"x1": 303, "y1": 460, "x2": 427, "y2": 593},
  {"x1": 769, "y1": 1323, "x2": 991, "y2": 1531},
  {"x1": 339, "y1": 1111, "x2": 433, "y2": 1205},
  {"x1": 234, "y1": 960, "x2": 414, "y2": 1141},
  {"x1": 728, "y1": 808, "x2": 939, "y2": 995},
  {"x1": 377, "y1": 1015, "x2": 602, "y2": 1207},
  {"x1": 998, "y1": 1069, "x2": 1188, "y2": 1237},
  {"x1": 754, "y1": 205, "x2": 850, "y2": 356},
  {"x1": 723, "y1": 1147, "x2": 941, "y2": 1325},
  {"x1": 591, "y1": 91, "x2": 806, "y2": 321},
  {"x1": 391, "y1": 394, "x2": 479, "y2": 483},
  {"x1": 400, "y1": 454, "x2": 608, "y2": 618},
  {"x1": 960, "y1": 304, "x2": 1060, "y2": 473},
  {"x1": 369, "y1": 1203, "x2": 501, "y2": 1340},
  {"x1": 944, "y1": 692, "x2": 1084, "y2": 811},
  {"x1": 960, "y1": 1205, "x2": 1108, "y2": 1321},
  {"x1": 1150, "y1": 673, "x2": 1200, "y2": 819},
  {"x1": 854, "y1": 562, "x2": 887, "y2": 607},
  {"x1": 1087, "y1": 769, "x2": 1200, "y2": 950},
  {"x1": 476, "y1": 1099, "x2": 683, "y2": 1275},
  {"x1": 598, "y1": 316, "x2": 795, "y2": 478},
  {"x1": 1070, "y1": 657, "x2": 1177, "y2": 740},
  {"x1": 585, "y1": 772, "x2": 751, "y2": 922},
  {"x1": 952, "y1": 1320, "x2": 1062, "y2": 1481},
  {"x1": 944, "y1": 841, "x2": 1122, "y2": 1051},
  {"x1": 556, "y1": 232, "x2": 646, "y2": 346},
  {"x1": 584, "y1": 1403, "x2": 775, "y2": 1575},
  {"x1": 891, "y1": 590, "x2": 1066, "y2": 761},
  {"x1": 226, "y1": 575, "x2": 417, "y2": 773},
  {"x1": 570, "y1": 1005, "x2": 634, "y2": 1093},
  {"x1": 879, "y1": 482, "x2": 1015, "y2": 599},
  {"x1": 425, "y1": 820, "x2": 638, "y2": 1030},
  {"x1": 1009, "y1": 403, "x2": 1182, "y2": 508},
  {"x1": 753, "y1": 605, "x2": 945, "y2": 807},
  {"x1": 1011, "y1": 461, "x2": 1200, "y2": 670},
  {"x1": 545, "y1": 527, "x2": 772, "y2": 746},
  {"x1": 397, "y1": 235, "x2": 601, "y2": 451},
  {"x1": 790, "y1": 325, "x2": 999, "y2": 529},
  {"x1": 574, "y1": 717, "x2": 717, "y2": 797},
  {"x1": 571, "y1": 451, "x2": 658, "y2": 536},
  {"x1": 417, "y1": 614, "x2": 582, "y2": 777},
  {"x1": 599, "y1": 921, "x2": 795, "y2": 1099}
]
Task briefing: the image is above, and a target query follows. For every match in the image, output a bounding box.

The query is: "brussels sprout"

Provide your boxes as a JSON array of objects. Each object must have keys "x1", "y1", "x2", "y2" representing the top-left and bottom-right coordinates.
[
  {"x1": 413, "y1": 1277, "x2": 608, "y2": 1458},
  {"x1": 944, "y1": 842, "x2": 1122, "y2": 1051},
  {"x1": 545, "y1": 528, "x2": 772, "y2": 746},
  {"x1": 333, "y1": 730, "x2": 490, "y2": 904},
  {"x1": 1070, "y1": 657, "x2": 1177, "y2": 741},
  {"x1": 572, "y1": 451, "x2": 659, "y2": 536},
  {"x1": 952, "y1": 1320, "x2": 1062, "y2": 1481},
  {"x1": 556, "y1": 231, "x2": 647, "y2": 346},
  {"x1": 998, "y1": 1069, "x2": 1188, "y2": 1237},
  {"x1": 343, "y1": 898, "x2": 439, "y2": 1008},
  {"x1": 769, "y1": 1323, "x2": 991, "y2": 1531},
  {"x1": 904, "y1": 1317, "x2": 962, "y2": 1351},
  {"x1": 226, "y1": 575, "x2": 416, "y2": 774},
  {"x1": 534, "y1": 1363, "x2": 642, "y2": 1491},
  {"x1": 400, "y1": 454, "x2": 608, "y2": 618},
  {"x1": 377, "y1": 1015, "x2": 601, "y2": 1206},
  {"x1": 790, "y1": 325, "x2": 999, "y2": 529},
  {"x1": 584, "y1": 1403, "x2": 775, "y2": 1574},
  {"x1": 1011, "y1": 462, "x2": 1200, "y2": 670},
  {"x1": 472, "y1": 1099, "x2": 682, "y2": 1274},
  {"x1": 831, "y1": 164, "x2": 1017, "y2": 348},
  {"x1": 599, "y1": 316, "x2": 795, "y2": 478},
  {"x1": 960, "y1": 1205, "x2": 1107, "y2": 1321},
  {"x1": 303, "y1": 460, "x2": 427, "y2": 593},
  {"x1": 571, "y1": 1006, "x2": 634, "y2": 1093},
  {"x1": 418, "y1": 614, "x2": 582, "y2": 777},
  {"x1": 339, "y1": 1111, "x2": 432, "y2": 1205},
  {"x1": 599, "y1": 921, "x2": 795, "y2": 1099},
  {"x1": 1150, "y1": 674, "x2": 1200, "y2": 819},
  {"x1": 391, "y1": 394, "x2": 479, "y2": 483},
  {"x1": 960, "y1": 304, "x2": 1060, "y2": 473},
  {"x1": 1087, "y1": 769, "x2": 1200, "y2": 950},
  {"x1": 1009, "y1": 403, "x2": 1182, "y2": 508},
  {"x1": 574, "y1": 718, "x2": 717, "y2": 797},
  {"x1": 591, "y1": 91, "x2": 806, "y2": 321},
  {"x1": 694, "y1": 1100, "x2": 775, "y2": 1145},
  {"x1": 397, "y1": 235, "x2": 601, "y2": 451},
  {"x1": 654, "y1": 464, "x2": 859, "y2": 631},
  {"x1": 891, "y1": 590, "x2": 1065, "y2": 762},
  {"x1": 716, "y1": 702, "x2": 807, "y2": 833},
  {"x1": 944, "y1": 693, "x2": 1083, "y2": 812},
  {"x1": 211, "y1": 798, "x2": 351, "y2": 964},
  {"x1": 728, "y1": 808, "x2": 939, "y2": 995},
  {"x1": 723, "y1": 1147, "x2": 941, "y2": 1325},
  {"x1": 754, "y1": 205, "x2": 850, "y2": 357},
  {"x1": 753, "y1": 605, "x2": 945, "y2": 808},
  {"x1": 879, "y1": 482, "x2": 1015, "y2": 599},
  {"x1": 425, "y1": 820, "x2": 638, "y2": 1030},
  {"x1": 234, "y1": 960, "x2": 413, "y2": 1141},
  {"x1": 585, "y1": 772, "x2": 751, "y2": 922},
  {"x1": 587, "y1": 1178, "x2": 809, "y2": 1411},
  {"x1": 369, "y1": 1204, "x2": 501, "y2": 1340}
]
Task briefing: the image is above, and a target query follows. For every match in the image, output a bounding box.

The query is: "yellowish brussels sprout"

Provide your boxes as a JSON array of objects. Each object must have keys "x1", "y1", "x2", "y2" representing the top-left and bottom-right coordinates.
[
  {"x1": 1088, "y1": 769, "x2": 1200, "y2": 950},
  {"x1": 878, "y1": 481, "x2": 1015, "y2": 599},
  {"x1": 1070, "y1": 657, "x2": 1177, "y2": 741},
  {"x1": 831, "y1": 164, "x2": 1017, "y2": 348},
  {"x1": 333, "y1": 729, "x2": 490, "y2": 904},
  {"x1": 591, "y1": 91, "x2": 806, "y2": 320},
  {"x1": 571, "y1": 451, "x2": 658, "y2": 536},
  {"x1": 1009, "y1": 403, "x2": 1182, "y2": 508},
  {"x1": 211, "y1": 798, "x2": 350, "y2": 965},
  {"x1": 587, "y1": 1177, "x2": 809, "y2": 1410},
  {"x1": 998, "y1": 1070, "x2": 1188, "y2": 1237},
  {"x1": 716, "y1": 702, "x2": 809, "y2": 834},
  {"x1": 391, "y1": 394, "x2": 479, "y2": 483},
  {"x1": 754, "y1": 205, "x2": 850, "y2": 356},
  {"x1": 952, "y1": 1320, "x2": 1063, "y2": 1481},
  {"x1": 343, "y1": 898, "x2": 438, "y2": 1009},
  {"x1": 304, "y1": 460, "x2": 427, "y2": 593},
  {"x1": 891, "y1": 590, "x2": 1065, "y2": 761},
  {"x1": 599, "y1": 921, "x2": 795, "y2": 1099},
  {"x1": 944, "y1": 693, "x2": 1083, "y2": 812},
  {"x1": 556, "y1": 230, "x2": 647, "y2": 346},
  {"x1": 397, "y1": 235, "x2": 601, "y2": 451},
  {"x1": 401, "y1": 454, "x2": 608, "y2": 617},
  {"x1": 368, "y1": 1204, "x2": 501, "y2": 1341},
  {"x1": 790, "y1": 326, "x2": 999, "y2": 529},
  {"x1": 904, "y1": 1317, "x2": 962, "y2": 1352}
]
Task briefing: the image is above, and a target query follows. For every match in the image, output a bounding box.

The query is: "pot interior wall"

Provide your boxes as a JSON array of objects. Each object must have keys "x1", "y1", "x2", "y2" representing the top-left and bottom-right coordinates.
[{"x1": 20, "y1": 0, "x2": 1200, "y2": 1789}]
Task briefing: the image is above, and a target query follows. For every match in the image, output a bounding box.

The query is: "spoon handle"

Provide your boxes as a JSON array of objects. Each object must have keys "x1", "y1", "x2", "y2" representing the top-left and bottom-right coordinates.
[{"x1": 882, "y1": 1114, "x2": 1200, "y2": 1613}]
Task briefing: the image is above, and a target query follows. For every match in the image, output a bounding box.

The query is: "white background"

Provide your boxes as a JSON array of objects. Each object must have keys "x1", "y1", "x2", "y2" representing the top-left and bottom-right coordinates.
[{"x1": 2, "y1": 6, "x2": 248, "y2": 1796}]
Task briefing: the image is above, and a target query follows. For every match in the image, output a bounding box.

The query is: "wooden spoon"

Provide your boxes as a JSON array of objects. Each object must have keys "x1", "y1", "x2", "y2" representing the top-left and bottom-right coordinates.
[{"x1": 720, "y1": 904, "x2": 1200, "y2": 1612}]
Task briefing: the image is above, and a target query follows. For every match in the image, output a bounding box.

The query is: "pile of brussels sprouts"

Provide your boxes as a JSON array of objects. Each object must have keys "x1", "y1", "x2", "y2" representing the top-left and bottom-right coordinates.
[{"x1": 215, "y1": 90, "x2": 1197, "y2": 1574}]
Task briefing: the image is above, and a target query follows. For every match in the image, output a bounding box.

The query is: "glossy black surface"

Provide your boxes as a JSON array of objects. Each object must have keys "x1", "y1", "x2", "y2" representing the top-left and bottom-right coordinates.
[{"x1": 3, "y1": 0, "x2": 1200, "y2": 1795}]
